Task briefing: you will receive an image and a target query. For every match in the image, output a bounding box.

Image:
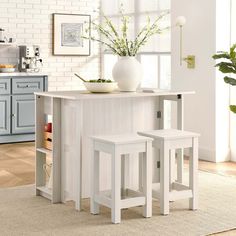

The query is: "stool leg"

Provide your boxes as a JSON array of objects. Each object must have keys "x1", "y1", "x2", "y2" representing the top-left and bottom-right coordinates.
[
  {"x1": 121, "y1": 154, "x2": 129, "y2": 197},
  {"x1": 139, "y1": 152, "x2": 144, "y2": 192},
  {"x1": 111, "y1": 150, "x2": 121, "y2": 224},
  {"x1": 142, "y1": 141, "x2": 152, "y2": 218},
  {"x1": 169, "y1": 149, "x2": 176, "y2": 189},
  {"x1": 90, "y1": 150, "x2": 100, "y2": 215},
  {"x1": 160, "y1": 141, "x2": 169, "y2": 215},
  {"x1": 189, "y1": 137, "x2": 198, "y2": 210},
  {"x1": 176, "y1": 149, "x2": 183, "y2": 183}
]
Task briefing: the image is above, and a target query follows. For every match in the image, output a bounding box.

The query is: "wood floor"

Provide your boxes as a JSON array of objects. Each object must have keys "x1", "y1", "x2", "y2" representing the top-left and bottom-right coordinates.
[
  {"x1": 0, "y1": 142, "x2": 35, "y2": 187},
  {"x1": 0, "y1": 142, "x2": 236, "y2": 235}
]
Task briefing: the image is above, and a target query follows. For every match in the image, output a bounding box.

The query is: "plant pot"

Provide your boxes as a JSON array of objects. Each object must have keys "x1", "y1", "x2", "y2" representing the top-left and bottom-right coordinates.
[{"x1": 112, "y1": 56, "x2": 143, "y2": 92}]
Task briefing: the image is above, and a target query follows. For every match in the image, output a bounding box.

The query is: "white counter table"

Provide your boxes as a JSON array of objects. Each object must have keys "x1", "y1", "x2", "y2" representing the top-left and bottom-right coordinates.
[{"x1": 35, "y1": 90, "x2": 194, "y2": 210}]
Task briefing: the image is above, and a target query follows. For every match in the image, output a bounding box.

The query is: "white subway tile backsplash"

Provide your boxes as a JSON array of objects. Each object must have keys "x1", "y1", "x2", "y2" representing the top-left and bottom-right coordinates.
[{"x1": 1, "y1": 0, "x2": 100, "y2": 91}]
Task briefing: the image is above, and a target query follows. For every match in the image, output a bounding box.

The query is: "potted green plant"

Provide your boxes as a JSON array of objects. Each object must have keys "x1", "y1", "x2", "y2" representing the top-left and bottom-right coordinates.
[
  {"x1": 84, "y1": 9, "x2": 169, "y2": 91},
  {"x1": 213, "y1": 44, "x2": 236, "y2": 113}
]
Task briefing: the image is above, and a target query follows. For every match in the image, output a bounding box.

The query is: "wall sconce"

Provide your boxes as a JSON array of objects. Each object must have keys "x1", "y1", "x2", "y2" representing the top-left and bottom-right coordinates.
[{"x1": 175, "y1": 16, "x2": 195, "y2": 69}]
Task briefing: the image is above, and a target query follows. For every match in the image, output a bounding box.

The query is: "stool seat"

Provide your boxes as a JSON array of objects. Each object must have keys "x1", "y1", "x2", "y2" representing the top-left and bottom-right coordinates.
[
  {"x1": 91, "y1": 134, "x2": 153, "y2": 145},
  {"x1": 138, "y1": 129, "x2": 200, "y2": 140}
]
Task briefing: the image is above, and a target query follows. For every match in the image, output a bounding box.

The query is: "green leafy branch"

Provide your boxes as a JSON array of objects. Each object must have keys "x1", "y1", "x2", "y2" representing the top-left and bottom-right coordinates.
[
  {"x1": 83, "y1": 8, "x2": 169, "y2": 56},
  {"x1": 213, "y1": 44, "x2": 236, "y2": 113}
]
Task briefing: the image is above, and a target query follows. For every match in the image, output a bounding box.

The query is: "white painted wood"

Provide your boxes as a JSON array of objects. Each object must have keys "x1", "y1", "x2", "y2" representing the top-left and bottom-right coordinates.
[
  {"x1": 35, "y1": 90, "x2": 195, "y2": 100},
  {"x1": 159, "y1": 97, "x2": 164, "y2": 129},
  {"x1": 169, "y1": 149, "x2": 176, "y2": 187},
  {"x1": 139, "y1": 129, "x2": 199, "y2": 215},
  {"x1": 169, "y1": 189, "x2": 192, "y2": 201},
  {"x1": 36, "y1": 147, "x2": 52, "y2": 156},
  {"x1": 121, "y1": 154, "x2": 130, "y2": 197},
  {"x1": 139, "y1": 152, "x2": 144, "y2": 192},
  {"x1": 189, "y1": 137, "x2": 198, "y2": 210},
  {"x1": 121, "y1": 197, "x2": 145, "y2": 209},
  {"x1": 138, "y1": 129, "x2": 200, "y2": 140},
  {"x1": 92, "y1": 134, "x2": 153, "y2": 145},
  {"x1": 35, "y1": 91, "x2": 192, "y2": 202},
  {"x1": 177, "y1": 95, "x2": 184, "y2": 183},
  {"x1": 91, "y1": 149, "x2": 100, "y2": 214},
  {"x1": 94, "y1": 194, "x2": 111, "y2": 208},
  {"x1": 60, "y1": 99, "x2": 66, "y2": 204},
  {"x1": 111, "y1": 148, "x2": 121, "y2": 224},
  {"x1": 35, "y1": 152, "x2": 46, "y2": 196},
  {"x1": 160, "y1": 140, "x2": 170, "y2": 215},
  {"x1": 75, "y1": 100, "x2": 83, "y2": 211},
  {"x1": 35, "y1": 95, "x2": 46, "y2": 196},
  {"x1": 142, "y1": 141, "x2": 152, "y2": 218},
  {"x1": 172, "y1": 182, "x2": 190, "y2": 191},
  {"x1": 36, "y1": 186, "x2": 52, "y2": 200},
  {"x1": 91, "y1": 135, "x2": 153, "y2": 223},
  {"x1": 35, "y1": 95, "x2": 45, "y2": 150},
  {"x1": 52, "y1": 98, "x2": 62, "y2": 203}
]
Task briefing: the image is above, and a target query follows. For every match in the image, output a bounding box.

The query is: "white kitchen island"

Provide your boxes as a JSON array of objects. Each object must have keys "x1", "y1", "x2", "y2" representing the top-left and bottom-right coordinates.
[{"x1": 35, "y1": 90, "x2": 194, "y2": 210}]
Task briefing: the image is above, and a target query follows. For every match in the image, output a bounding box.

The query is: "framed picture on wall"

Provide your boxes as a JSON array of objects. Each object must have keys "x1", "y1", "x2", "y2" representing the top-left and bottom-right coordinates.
[{"x1": 53, "y1": 13, "x2": 91, "y2": 56}]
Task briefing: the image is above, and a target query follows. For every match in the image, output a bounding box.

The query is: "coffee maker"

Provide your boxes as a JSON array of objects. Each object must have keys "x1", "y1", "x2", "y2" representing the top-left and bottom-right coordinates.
[{"x1": 19, "y1": 45, "x2": 43, "y2": 72}]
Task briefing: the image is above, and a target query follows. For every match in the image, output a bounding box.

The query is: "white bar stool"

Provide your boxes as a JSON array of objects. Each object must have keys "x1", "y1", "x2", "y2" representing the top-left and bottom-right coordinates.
[
  {"x1": 90, "y1": 134, "x2": 153, "y2": 224},
  {"x1": 138, "y1": 129, "x2": 200, "y2": 215}
]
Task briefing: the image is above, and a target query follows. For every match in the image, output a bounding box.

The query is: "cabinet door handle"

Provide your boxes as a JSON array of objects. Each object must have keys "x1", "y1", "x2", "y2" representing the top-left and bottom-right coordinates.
[
  {"x1": 11, "y1": 114, "x2": 16, "y2": 117},
  {"x1": 17, "y1": 84, "x2": 38, "y2": 89},
  {"x1": 17, "y1": 85, "x2": 29, "y2": 88}
]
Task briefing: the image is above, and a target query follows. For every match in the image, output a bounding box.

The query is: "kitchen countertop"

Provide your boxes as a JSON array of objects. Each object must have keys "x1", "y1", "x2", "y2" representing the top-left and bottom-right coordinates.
[
  {"x1": 0, "y1": 72, "x2": 48, "y2": 77},
  {"x1": 35, "y1": 90, "x2": 195, "y2": 100}
]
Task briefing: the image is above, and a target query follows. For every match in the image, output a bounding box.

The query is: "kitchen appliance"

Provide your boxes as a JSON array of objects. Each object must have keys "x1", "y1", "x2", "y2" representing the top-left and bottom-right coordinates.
[{"x1": 19, "y1": 45, "x2": 43, "y2": 72}]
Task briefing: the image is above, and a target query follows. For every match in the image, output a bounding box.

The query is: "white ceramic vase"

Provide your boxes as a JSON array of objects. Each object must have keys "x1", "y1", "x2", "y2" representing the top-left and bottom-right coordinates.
[{"x1": 112, "y1": 56, "x2": 143, "y2": 92}]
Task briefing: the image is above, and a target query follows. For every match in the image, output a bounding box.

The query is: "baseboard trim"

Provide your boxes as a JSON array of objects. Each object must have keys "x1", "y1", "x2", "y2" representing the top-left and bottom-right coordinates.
[
  {"x1": 198, "y1": 147, "x2": 216, "y2": 162},
  {"x1": 0, "y1": 134, "x2": 35, "y2": 144}
]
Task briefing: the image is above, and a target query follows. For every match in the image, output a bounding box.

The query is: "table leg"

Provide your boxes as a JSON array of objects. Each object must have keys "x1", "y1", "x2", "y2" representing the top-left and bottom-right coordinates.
[
  {"x1": 75, "y1": 101, "x2": 83, "y2": 211},
  {"x1": 177, "y1": 95, "x2": 184, "y2": 183}
]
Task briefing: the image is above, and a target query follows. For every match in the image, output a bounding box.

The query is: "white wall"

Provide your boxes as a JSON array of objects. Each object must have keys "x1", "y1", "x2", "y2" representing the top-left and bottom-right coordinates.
[
  {"x1": 171, "y1": 0, "x2": 231, "y2": 162},
  {"x1": 0, "y1": 0, "x2": 100, "y2": 91},
  {"x1": 215, "y1": 0, "x2": 231, "y2": 162},
  {"x1": 230, "y1": 0, "x2": 236, "y2": 161}
]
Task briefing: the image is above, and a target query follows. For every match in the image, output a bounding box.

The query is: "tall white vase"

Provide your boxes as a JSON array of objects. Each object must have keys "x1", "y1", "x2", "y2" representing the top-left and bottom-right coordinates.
[{"x1": 112, "y1": 56, "x2": 143, "y2": 92}]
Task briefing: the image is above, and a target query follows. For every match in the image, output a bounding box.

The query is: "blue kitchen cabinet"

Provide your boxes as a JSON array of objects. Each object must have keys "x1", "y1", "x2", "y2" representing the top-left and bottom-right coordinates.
[
  {"x1": 0, "y1": 96, "x2": 10, "y2": 135},
  {"x1": 0, "y1": 75, "x2": 48, "y2": 143}
]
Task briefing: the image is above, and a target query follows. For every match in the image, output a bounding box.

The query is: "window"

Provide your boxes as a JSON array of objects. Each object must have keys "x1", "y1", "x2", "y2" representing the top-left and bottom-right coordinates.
[{"x1": 100, "y1": 0, "x2": 171, "y2": 89}]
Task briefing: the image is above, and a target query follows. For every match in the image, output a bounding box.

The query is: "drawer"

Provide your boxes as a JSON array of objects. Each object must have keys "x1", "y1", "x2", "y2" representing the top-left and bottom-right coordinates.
[
  {"x1": 12, "y1": 77, "x2": 44, "y2": 94},
  {"x1": 0, "y1": 79, "x2": 10, "y2": 95}
]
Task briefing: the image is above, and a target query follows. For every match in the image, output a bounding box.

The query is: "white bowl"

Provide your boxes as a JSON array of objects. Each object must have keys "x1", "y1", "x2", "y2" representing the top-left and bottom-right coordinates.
[
  {"x1": 84, "y1": 82, "x2": 117, "y2": 93},
  {"x1": 0, "y1": 68, "x2": 16, "y2": 73}
]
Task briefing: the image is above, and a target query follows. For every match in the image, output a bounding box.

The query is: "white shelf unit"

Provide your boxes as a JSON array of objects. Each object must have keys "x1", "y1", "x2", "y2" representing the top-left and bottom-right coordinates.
[{"x1": 35, "y1": 95, "x2": 62, "y2": 203}]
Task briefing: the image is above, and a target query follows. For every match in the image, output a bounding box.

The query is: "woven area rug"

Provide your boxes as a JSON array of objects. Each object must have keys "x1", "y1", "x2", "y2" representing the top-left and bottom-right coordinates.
[{"x1": 0, "y1": 171, "x2": 236, "y2": 236}]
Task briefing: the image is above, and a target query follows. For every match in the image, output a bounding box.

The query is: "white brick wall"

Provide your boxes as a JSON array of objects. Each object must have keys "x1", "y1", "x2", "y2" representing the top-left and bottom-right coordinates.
[{"x1": 0, "y1": 0, "x2": 100, "y2": 91}]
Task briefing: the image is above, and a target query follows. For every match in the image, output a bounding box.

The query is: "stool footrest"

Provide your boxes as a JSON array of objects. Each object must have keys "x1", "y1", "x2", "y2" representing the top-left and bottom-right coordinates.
[
  {"x1": 152, "y1": 182, "x2": 193, "y2": 201},
  {"x1": 94, "y1": 189, "x2": 146, "y2": 209},
  {"x1": 169, "y1": 189, "x2": 192, "y2": 201},
  {"x1": 94, "y1": 191, "x2": 111, "y2": 208},
  {"x1": 121, "y1": 196, "x2": 145, "y2": 209}
]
